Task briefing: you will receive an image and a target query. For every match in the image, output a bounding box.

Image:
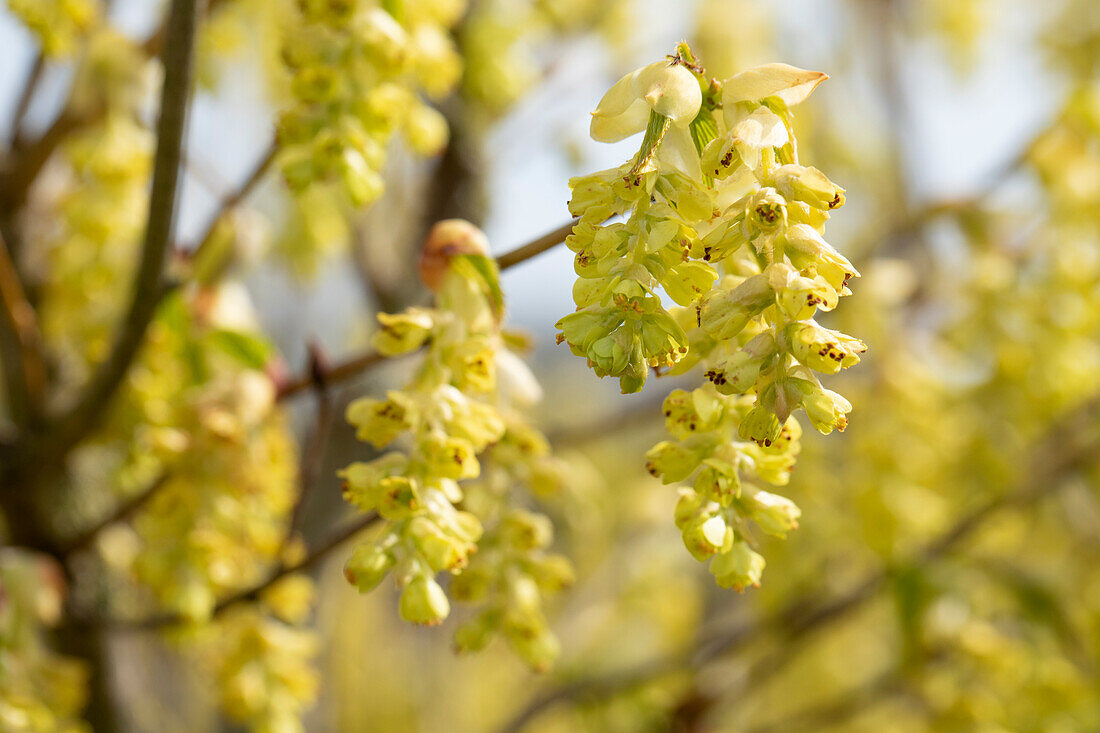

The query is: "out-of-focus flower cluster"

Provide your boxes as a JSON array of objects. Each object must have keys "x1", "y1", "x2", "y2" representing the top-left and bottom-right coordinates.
[
  {"x1": 557, "y1": 48, "x2": 862, "y2": 587},
  {"x1": 276, "y1": 0, "x2": 458, "y2": 209},
  {"x1": 5, "y1": 0, "x2": 98, "y2": 57},
  {"x1": 5, "y1": 9, "x2": 322, "y2": 730},
  {"x1": 0, "y1": 552, "x2": 88, "y2": 733},
  {"x1": 341, "y1": 221, "x2": 576, "y2": 669}
]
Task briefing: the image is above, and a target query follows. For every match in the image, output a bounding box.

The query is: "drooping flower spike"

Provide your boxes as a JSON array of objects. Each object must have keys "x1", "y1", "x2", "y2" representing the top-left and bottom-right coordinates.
[{"x1": 557, "y1": 45, "x2": 864, "y2": 589}]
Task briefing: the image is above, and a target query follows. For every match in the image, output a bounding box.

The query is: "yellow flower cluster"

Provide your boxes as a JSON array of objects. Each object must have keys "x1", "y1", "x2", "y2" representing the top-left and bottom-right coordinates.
[
  {"x1": 0, "y1": 552, "x2": 89, "y2": 733},
  {"x1": 450, "y1": 421, "x2": 577, "y2": 671},
  {"x1": 128, "y1": 298, "x2": 300, "y2": 622},
  {"x1": 210, "y1": 584, "x2": 319, "y2": 733},
  {"x1": 558, "y1": 47, "x2": 863, "y2": 587},
  {"x1": 277, "y1": 0, "x2": 459, "y2": 207},
  {"x1": 6, "y1": 0, "x2": 98, "y2": 57},
  {"x1": 341, "y1": 221, "x2": 575, "y2": 668}
]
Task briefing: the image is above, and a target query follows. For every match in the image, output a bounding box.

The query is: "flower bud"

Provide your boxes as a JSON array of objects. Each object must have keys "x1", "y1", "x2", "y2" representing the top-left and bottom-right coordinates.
[
  {"x1": 663, "y1": 262, "x2": 719, "y2": 307},
  {"x1": 646, "y1": 440, "x2": 703, "y2": 483},
  {"x1": 698, "y1": 215, "x2": 748, "y2": 262},
  {"x1": 699, "y1": 274, "x2": 773, "y2": 340},
  {"x1": 400, "y1": 575, "x2": 450, "y2": 626},
  {"x1": 528, "y1": 554, "x2": 575, "y2": 592},
  {"x1": 783, "y1": 224, "x2": 860, "y2": 293},
  {"x1": 376, "y1": 476, "x2": 420, "y2": 520},
  {"x1": 771, "y1": 164, "x2": 845, "y2": 210},
  {"x1": 674, "y1": 487, "x2": 706, "y2": 527},
  {"x1": 503, "y1": 510, "x2": 554, "y2": 551},
  {"x1": 695, "y1": 458, "x2": 741, "y2": 506},
  {"x1": 404, "y1": 103, "x2": 449, "y2": 156},
  {"x1": 588, "y1": 327, "x2": 633, "y2": 378},
  {"x1": 345, "y1": 393, "x2": 416, "y2": 447},
  {"x1": 419, "y1": 219, "x2": 490, "y2": 291},
  {"x1": 454, "y1": 611, "x2": 499, "y2": 653},
  {"x1": 739, "y1": 404, "x2": 783, "y2": 447},
  {"x1": 787, "y1": 321, "x2": 866, "y2": 374},
  {"x1": 409, "y1": 517, "x2": 470, "y2": 572},
  {"x1": 705, "y1": 330, "x2": 777, "y2": 395},
  {"x1": 710, "y1": 541, "x2": 766, "y2": 591},
  {"x1": 373, "y1": 308, "x2": 434, "y2": 355},
  {"x1": 682, "y1": 514, "x2": 733, "y2": 561},
  {"x1": 746, "y1": 490, "x2": 801, "y2": 537},
  {"x1": 344, "y1": 544, "x2": 395, "y2": 592},
  {"x1": 508, "y1": 627, "x2": 561, "y2": 673},
  {"x1": 617, "y1": 335, "x2": 649, "y2": 394},
  {"x1": 788, "y1": 375, "x2": 853, "y2": 434},
  {"x1": 422, "y1": 435, "x2": 480, "y2": 480}
]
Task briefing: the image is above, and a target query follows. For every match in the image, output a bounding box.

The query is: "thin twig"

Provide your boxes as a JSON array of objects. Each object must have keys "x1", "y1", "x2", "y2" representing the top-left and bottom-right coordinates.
[
  {"x1": 8, "y1": 53, "x2": 44, "y2": 149},
  {"x1": 188, "y1": 142, "x2": 277, "y2": 259},
  {"x1": 496, "y1": 219, "x2": 578, "y2": 271},
  {"x1": 275, "y1": 349, "x2": 387, "y2": 401},
  {"x1": 275, "y1": 219, "x2": 579, "y2": 400},
  {"x1": 282, "y1": 342, "x2": 335, "y2": 548},
  {"x1": 80, "y1": 512, "x2": 380, "y2": 631},
  {"x1": 496, "y1": 395, "x2": 1100, "y2": 732},
  {"x1": 0, "y1": 230, "x2": 45, "y2": 423},
  {"x1": 59, "y1": 473, "x2": 171, "y2": 558},
  {"x1": 40, "y1": 0, "x2": 201, "y2": 461}
]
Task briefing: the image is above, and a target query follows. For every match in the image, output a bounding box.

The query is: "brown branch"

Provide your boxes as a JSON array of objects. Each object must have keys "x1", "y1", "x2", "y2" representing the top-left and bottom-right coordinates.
[
  {"x1": 282, "y1": 341, "x2": 334, "y2": 548},
  {"x1": 0, "y1": 230, "x2": 45, "y2": 423},
  {"x1": 496, "y1": 219, "x2": 578, "y2": 271},
  {"x1": 276, "y1": 219, "x2": 578, "y2": 400},
  {"x1": 496, "y1": 396, "x2": 1100, "y2": 733},
  {"x1": 37, "y1": 0, "x2": 202, "y2": 461},
  {"x1": 275, "y1": 348, "x2": 387, "y2": 401}
]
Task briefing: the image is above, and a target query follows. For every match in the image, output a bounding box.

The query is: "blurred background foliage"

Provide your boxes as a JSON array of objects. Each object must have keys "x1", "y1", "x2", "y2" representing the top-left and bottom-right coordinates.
[{"x1": 0, "y1": 0, "x2": 1099, "y2": 731}]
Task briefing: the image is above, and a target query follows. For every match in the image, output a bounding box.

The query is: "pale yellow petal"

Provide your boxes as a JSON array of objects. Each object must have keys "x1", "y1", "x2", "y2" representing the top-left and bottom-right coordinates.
[
  {"x1": 590, "y1": 98, "x2": 650, "y2": 142},
  {"x1": 722, "y1": 63, "x2": 828, "y2": 107}
]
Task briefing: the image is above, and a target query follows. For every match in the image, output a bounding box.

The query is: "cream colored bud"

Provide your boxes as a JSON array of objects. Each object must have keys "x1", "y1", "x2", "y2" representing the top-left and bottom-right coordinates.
[{"x1": 418, "y1": 219, "x2": 490, "y2": 290}]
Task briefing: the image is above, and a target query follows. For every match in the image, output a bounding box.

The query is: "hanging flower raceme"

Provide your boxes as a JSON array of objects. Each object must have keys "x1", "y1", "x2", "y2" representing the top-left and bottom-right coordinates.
[
  {"x1": 0, "y1": 551, "x2": 89, "y2": 733},
  {"x1": 341, "y1": 220, "x2": 575, "y2": 670},
  {"x1": 276, "y1": 0, "x2": 459, "y2": 210},
  {"x1": 558, "y1": 46, "x2": 864, "y2": 588}
]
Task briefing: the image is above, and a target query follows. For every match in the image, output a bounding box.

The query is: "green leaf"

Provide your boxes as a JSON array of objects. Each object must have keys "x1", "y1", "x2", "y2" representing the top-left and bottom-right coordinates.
[
  {"x1": 207, "y1": 329, "x2": 274, "y2": 370},
  {"x1": 454, "y1": 254, "x2": 505, "y2": 319}
]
